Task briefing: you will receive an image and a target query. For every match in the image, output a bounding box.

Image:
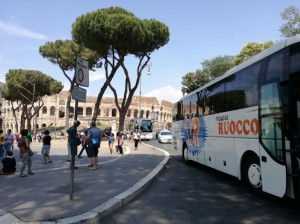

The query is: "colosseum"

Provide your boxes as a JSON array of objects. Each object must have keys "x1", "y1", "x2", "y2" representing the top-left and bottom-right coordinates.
[{"x1": 0, "y1": 90, "x2": 173, "y2": 135}]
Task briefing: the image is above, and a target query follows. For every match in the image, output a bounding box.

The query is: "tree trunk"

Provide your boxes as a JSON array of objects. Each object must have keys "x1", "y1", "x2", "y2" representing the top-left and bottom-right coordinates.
[
  {"x1": 92, "y1": 58, "x2": 123, "y2": 122},
  {"x1": 11, "y1": 104, "x2": 19, "y2": 133},
  {"x1": 26, "y1": 117, "x2": 32, "y2": 132},
  {"x1": 92, "y1": 81, "x2": 110, "y2": 122},
  {"x1": 20, "y1": 111, "x2": 25, "y2": 131},
  {"x1": 118, "y1": 109, "x2": 127, "y2": 132}
]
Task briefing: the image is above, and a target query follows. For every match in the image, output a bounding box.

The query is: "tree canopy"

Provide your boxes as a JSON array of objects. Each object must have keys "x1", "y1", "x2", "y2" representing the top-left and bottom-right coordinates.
[
  {"x1": 280, "y1": 6, "x2": 300, "y2": 37},
  {"x1": 181, "y1": 41, "x2": 275, "y2": 95},
  {"x1": 181, "y1": 70, "x2": 210, "y2": 95},
  {"x1": 72, "y1": 7, "x2": 169, "y2": 57},
  {"x1": 71, "y1": 6, "x2": 170, "y2": 131},
  {"x1": 2, "y1": 69, "x2": 63, "y2": 131},
  {"x1": 39, "y1": 40, "x2": 100, "y2": 82},
  {"x1": 181, "y1": 55, "x2": 234, "y2": 95},
  {"x1": 232, "y1": 41, "x2": 274, "y2": 67},
  {"x1": 202, "y1": 55, "x2": 234, "y2": 80},
  {"x1": 2, "y1": 69, "x2": 63, "y2": 103}
]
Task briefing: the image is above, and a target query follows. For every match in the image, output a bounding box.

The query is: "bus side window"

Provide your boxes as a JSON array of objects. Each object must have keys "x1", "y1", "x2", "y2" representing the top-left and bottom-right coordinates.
[
  {"x1": 182, "y1": 98, "x2": 190, "y2": 119},
  {"x1": 265, "y1": 51, "x2": 284, "y2": 82},
  {"x1": 191, "y1": 94, "x2": 198, "y2": 117},
  {"x1": 223, "y1": 64, "x2": 259, "y2": 112},
  {"x1": 260, "y1": 82, "x2": 284, "y2": 162},
  {"x1": 206, "y1": 83, "x2": 224, "y2": 114},
  {"x1": 197, "y1": 90, "x2": 206, "y2": 116}
]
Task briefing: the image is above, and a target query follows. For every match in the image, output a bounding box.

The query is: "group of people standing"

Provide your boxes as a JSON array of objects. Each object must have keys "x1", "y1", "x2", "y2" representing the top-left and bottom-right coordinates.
[
  {"x1": 106, "y1": 128, "x2": 141, "y2": 154},
  {"x1": 0, "y1": 128, "x2": 52, "y2": 176},
  {"x1": 0, "y1": 129, "x2": 15, "y2": 160},
  {"x1": 0, "y1": 129, "x2": 17, "y2": 175},
  {"x1": 68, "y1": 120, "x2": 101, "y2": 170},
  {"x1": 1, "y1": 121, "x2": 143, "y2": 176}
]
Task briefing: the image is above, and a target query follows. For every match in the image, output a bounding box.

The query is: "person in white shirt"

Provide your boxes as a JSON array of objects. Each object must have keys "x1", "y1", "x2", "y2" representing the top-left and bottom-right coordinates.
[{"x1": 133, "y1": 129, "x2": 140, "y2": 150}]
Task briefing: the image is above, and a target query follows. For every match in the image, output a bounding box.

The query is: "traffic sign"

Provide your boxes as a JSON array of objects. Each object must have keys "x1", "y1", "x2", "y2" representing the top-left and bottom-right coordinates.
[
  {"x1": 75, "y1": 56, "x2": 89, "y2": 87},
  {"x1": 72, "y1": 85, "x2": 87, "y2": 102}
]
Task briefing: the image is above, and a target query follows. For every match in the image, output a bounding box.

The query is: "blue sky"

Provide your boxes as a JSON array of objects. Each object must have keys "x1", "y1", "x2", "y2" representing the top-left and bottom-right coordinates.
[{"x1": 0, "y1": 0, "x2": 298, "y2": 103}]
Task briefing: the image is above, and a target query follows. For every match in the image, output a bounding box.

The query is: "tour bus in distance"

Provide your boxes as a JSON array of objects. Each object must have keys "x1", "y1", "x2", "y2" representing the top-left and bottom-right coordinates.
[
  {"x1": 172, "y1": 35, "x2": 300, "y2": 199},
  {"x1": 130, "y1": 118, "x2": 153, "y2": 140}
]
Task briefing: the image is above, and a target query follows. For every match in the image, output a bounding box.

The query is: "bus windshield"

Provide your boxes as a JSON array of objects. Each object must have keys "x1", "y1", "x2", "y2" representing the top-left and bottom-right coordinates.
[{"x1": 140, "y1": 119, "x2": 153, "y2": 132}]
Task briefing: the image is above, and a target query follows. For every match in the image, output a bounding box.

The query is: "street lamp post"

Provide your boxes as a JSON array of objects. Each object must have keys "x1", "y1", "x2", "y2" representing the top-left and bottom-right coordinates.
[
  {"x1": 139, "y1": 61, "x2": 152, "y2": 120},
  {"x1": 150, "y1": 110, "x2": 157, "y2": 138}
]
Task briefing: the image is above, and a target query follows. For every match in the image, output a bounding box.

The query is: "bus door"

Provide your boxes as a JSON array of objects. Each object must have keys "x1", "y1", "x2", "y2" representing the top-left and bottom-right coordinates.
[
  {"x1": 288, "y1": 74, "x2": 300, "y2": 198},
  {"x1": 259, "y1": 82, "x2": 286, "y2": 197}
]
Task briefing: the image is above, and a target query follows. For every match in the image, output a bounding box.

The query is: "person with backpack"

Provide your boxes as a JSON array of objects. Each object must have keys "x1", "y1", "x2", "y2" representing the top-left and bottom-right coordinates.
[{"x1": 86, "y1": 121, "x2": 101, "y2": 170}]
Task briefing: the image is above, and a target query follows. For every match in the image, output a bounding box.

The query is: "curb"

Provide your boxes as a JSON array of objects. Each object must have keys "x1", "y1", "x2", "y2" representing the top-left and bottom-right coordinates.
[{"x1": 0, "y1": 145, "x2": 170, "y2": 224}]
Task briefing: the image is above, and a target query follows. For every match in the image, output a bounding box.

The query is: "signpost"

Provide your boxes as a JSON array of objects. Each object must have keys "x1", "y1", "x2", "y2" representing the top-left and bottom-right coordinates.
[
  {"x1": 72, "y1": 85, "x2": 87, "y2": 102},
  {"x1": 75, "y1": 56, "x2": 89, "y2": 87},
  {"x1": 69, "y1": 56, "x2": 89, "y2": 200}
]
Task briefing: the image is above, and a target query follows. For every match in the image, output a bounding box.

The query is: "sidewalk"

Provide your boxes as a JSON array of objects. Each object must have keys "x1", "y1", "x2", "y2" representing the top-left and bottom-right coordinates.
[{"x1": 0, "y1": 140, "x2": 170, "y2": 223}]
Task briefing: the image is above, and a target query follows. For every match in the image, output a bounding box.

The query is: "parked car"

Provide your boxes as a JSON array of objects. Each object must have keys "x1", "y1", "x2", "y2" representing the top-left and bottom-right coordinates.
[{"x1": 158, "y1": 129, "x2": 172, "y2": 143}]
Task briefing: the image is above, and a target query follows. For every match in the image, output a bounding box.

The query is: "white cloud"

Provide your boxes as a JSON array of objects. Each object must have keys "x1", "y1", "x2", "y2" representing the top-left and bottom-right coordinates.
[
  {"x1": 144, "y1": 86, "x2": 182, "y2": 103},
  {"x1": 62, "y1": 81, "x2": 70, "y2": 91},
  {"x1": 90, "y1": 70, "x2": 105, "y2": 81},
  {"x1": 0, "y1": 20, "x2": 46, "y2": 40}
]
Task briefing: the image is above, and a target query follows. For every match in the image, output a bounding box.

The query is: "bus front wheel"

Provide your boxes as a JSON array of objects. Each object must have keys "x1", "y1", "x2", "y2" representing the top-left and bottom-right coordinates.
[{"x1": 242, "y1": 156, "x2": 262, "y2": 191}]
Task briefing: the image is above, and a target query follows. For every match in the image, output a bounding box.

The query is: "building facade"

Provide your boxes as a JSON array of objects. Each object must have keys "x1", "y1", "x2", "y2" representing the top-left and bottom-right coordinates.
[{"x1": 0, "y1": 91, "x2": 173, "y2": 134}]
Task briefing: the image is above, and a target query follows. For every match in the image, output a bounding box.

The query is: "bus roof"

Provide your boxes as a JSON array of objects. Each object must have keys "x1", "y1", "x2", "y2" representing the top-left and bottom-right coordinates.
[{"x1": 178, "y1": 35, "x2": 300, "y2": 103}]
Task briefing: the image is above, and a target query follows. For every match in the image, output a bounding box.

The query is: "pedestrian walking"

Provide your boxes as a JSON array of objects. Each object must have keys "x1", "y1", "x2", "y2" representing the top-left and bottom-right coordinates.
[
  {"x1": 133, "y1": 128, "x2": 140, "y2": 150},
  {"x1": 18, "y1": 129, "x2": 34, "y2": 177},
  {"x1": 41, "y1": 130, "x2": 52, "y2": 164},
  {"x1": 126, "y1": 130, "x2": 131, "y2": 142},
  {"x1": 78, "y1": 130, "x2": 88, "y2": 158},
  {"x1": 108, "y1": 133, "x2": 115, "y2": 155},
  {"x1": 86, "y1": 121, "x2": 101, "y2": 170},
  {"x1": 117, "y1": 132, "x2": 123, "y2": 154}
]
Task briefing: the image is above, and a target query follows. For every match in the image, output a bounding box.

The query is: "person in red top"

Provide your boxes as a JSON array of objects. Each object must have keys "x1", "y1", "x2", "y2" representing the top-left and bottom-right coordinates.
[{"x1": 18, "y1": 129, "x2": 34, "y2": 177}]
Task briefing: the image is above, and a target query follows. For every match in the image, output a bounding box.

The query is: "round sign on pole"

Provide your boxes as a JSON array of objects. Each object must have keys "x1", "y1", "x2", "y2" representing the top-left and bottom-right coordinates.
[
  {"x1": 78, "y1": 68, "x2": 84, "y2": 82},
  {"x1": 75, "y1": 56, "x2": 89, "y2": 87}
]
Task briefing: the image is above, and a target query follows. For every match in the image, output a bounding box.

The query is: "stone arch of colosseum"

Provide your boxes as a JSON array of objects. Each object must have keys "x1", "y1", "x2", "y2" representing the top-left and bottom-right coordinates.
[{"x1": 1, "y1": 91, "x2": 173, "y2": 134}]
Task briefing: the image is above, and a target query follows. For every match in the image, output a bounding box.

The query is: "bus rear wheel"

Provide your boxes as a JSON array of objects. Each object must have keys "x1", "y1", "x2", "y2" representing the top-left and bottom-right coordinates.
[
  {"x1": 242, "y1": 156, "x2": 262, "y2": 191},
  {"x1": 182, "y1": 145, "x2": 189, "y2": 164}
]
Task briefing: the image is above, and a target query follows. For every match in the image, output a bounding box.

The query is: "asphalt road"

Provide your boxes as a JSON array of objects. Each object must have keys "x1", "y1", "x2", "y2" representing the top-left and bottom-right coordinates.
[{"x1": 102, "y1": 139, "x2": 300, "y2": 224}]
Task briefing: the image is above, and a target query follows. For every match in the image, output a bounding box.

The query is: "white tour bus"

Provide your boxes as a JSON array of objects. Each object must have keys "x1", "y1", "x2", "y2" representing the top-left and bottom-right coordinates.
[
  {"x1": 172, "y1": 35, "x2": 300, "y2": 199},
  {"x1": 130, "y1": 118, "x2": 153, "y2": 140}
]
